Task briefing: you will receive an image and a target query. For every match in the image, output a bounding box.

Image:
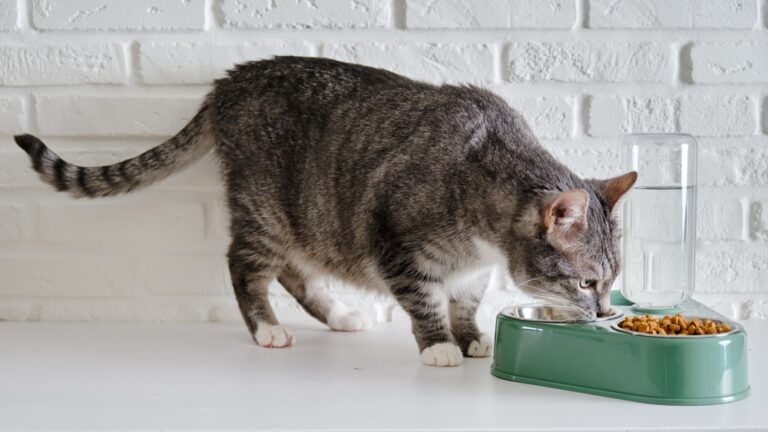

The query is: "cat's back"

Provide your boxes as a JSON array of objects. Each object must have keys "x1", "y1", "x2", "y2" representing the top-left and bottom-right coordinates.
[{"x1": 213, "y1": 56, "x2": 418, "y2": 108}]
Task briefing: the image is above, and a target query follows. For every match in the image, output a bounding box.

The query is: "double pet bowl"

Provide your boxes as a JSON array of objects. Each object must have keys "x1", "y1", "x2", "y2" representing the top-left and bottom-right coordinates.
[{"x1": 491, "y1": 291, "x2": 750, "y2": 405}]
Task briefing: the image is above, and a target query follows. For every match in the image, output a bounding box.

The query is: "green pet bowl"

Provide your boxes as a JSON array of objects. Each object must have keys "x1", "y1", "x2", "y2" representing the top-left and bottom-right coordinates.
[{"x1": 491, "y1": 292, "x2": 750, "y2": 405}]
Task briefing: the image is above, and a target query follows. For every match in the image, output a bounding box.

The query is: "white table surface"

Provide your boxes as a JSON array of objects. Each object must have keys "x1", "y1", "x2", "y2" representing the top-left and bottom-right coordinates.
[{"x1": 0, "y1": 318, "x2": 766, "y2": 431}]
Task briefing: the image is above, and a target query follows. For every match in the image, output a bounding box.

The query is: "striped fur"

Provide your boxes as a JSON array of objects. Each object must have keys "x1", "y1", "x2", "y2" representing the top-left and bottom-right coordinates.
[
  {"x1": 15, "y1": 57, "x2": 637, "y2": 366},
  {"x1": 14, "y1": 103, "x2": 212, "y2": 198}
]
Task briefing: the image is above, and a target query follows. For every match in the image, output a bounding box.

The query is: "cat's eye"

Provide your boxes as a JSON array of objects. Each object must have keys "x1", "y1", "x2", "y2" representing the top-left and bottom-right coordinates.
[{"x1": 579, "y1": 279, "x2": 596, "y2": 289}]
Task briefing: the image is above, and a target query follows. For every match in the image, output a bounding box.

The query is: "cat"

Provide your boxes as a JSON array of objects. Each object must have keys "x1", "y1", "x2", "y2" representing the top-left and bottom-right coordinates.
[{"x1": 14, "y1": 56, "x2": 636, "y2": 367}]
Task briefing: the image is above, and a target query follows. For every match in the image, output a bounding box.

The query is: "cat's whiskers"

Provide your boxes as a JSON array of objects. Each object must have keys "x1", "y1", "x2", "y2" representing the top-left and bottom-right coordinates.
[{"x1": 513, "y1": 277, "x2": 544, "y2": 291}]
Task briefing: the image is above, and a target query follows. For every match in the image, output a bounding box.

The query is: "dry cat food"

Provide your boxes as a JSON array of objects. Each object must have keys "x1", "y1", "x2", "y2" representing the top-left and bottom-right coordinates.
[{"x1": 619, "y1": 314, "x2": 731, "y2": 336}]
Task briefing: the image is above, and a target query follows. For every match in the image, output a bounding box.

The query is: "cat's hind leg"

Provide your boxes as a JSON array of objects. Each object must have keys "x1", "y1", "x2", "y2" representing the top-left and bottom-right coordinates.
[
  {"x1": 228, "y1": 234, "x2": 294, "y2": 348},
  {"x1": 278, "y1": 265, "x2": 370, "y2": 332}
]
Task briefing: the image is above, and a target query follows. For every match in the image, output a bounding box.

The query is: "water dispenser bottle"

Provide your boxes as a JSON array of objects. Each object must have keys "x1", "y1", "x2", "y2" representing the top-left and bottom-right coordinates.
[{"x1": 621, "y1": 134, "x2": 697, "y2": 310}]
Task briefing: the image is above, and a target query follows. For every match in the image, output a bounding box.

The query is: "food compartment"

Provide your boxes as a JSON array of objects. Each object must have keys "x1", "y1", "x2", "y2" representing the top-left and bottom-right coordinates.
[{"x1": 612, "y1": 314, "x2": 739, "y2": 337}]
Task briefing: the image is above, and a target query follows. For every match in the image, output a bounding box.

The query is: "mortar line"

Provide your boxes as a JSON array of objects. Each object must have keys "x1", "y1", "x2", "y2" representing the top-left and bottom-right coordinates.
[{"x1": 17, "y1": 0, "x2": 32, "y2": 31}]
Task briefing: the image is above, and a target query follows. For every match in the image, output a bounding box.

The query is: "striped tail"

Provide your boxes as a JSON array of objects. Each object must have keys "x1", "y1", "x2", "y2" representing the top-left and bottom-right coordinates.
[{"x1": 14, "y1": 103, "x2": 212, "y2": 198}]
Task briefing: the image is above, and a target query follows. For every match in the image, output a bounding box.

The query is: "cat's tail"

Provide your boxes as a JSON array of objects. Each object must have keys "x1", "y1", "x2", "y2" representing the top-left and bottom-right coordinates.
[{"x1": 14, "y1": 102, "x2": 213, "y2": 198}]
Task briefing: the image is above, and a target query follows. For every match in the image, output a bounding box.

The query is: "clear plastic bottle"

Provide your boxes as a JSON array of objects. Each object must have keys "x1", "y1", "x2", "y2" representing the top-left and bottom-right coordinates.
[{"x1": 620, "y1": 134, "x2": 697, "y2": 310}]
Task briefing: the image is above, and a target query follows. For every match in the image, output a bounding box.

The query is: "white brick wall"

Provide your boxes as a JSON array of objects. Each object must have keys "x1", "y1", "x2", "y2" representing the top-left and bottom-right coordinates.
[
  {"x1": 405, "y1": 0, "x2": 576, "y2": 29},
  {"x1": 218, "y1": 0, "x2": 391, "y2": 29},
  {"x1": 31, "y1": 0, "x2": 206, "y2": 31},
  {"x1": 588, "y1": 0, "x2": 758, "y2": 29},
  {"x1": 324, "y1": 43, "x2": 495, "y2": 84},
  {"x1": 505, "y1": 42, "x2": 673, "y2": 83},
  {"x1": 1, "y1": 0, "x2": 767, "y2": 323},
  {"x1": 0, "y1": 0, "x2": 17, "y2": 31},
  {"x1": 36, "y1": 94, "x2": 202, "y2": 136},
  {"x1": 0, "y1": 44, "x2": 127, "y2": 85}
]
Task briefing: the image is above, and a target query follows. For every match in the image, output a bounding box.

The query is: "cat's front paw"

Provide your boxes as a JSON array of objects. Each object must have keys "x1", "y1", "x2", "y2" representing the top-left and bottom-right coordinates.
[
  {"x1": 254, "y1": 323, "x2": 295, "y2": 348},
  {"x1": 421, "y1": 342, "x2": 463, "y2": 367},
  {"x1": 328, "y1": 310, "x2": 371, "y2": 332},
  {"x1": 465, "y1": 334, "x2": 493, "y2": 358}
]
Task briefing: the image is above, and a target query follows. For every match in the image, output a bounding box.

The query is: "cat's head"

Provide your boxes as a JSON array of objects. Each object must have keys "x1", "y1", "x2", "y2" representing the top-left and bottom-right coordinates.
[{"x1": 509, "y1": 172, "x2": 637, "y2": 319}]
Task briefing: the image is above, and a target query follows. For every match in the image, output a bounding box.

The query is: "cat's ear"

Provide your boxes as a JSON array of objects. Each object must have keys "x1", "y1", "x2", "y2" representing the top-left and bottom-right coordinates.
[
  {"x1": 542, "y1": 189, "x2": 589, "y2": 246},
  {"x1": 598, "y1": 171, "x2": 638, "y2": 211}
]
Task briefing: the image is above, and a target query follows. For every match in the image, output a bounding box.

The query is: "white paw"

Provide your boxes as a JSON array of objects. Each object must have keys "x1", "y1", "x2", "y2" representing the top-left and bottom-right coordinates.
[
  {"x1": 421, "y1": 342, "x2": 463, "y2": 367},
  {"x1": 328, "y1": 310, "x2": 371, "y2": 332},
  {"x1": 254, "y1": 323, "x2": 295, "y2": 348},
  {"x1": 466, "y1": 334, "x2": 493, "y2": 358}
]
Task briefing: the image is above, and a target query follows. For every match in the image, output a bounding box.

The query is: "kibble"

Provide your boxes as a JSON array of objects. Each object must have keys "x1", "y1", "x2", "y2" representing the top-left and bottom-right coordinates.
[{"x1": 619, "y1": 314, "x2": 732, "y2": 336}]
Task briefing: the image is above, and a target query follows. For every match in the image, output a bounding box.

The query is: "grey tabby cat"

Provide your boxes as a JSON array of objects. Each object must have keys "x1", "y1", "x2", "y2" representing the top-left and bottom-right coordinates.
[{"x1": 15, "y1": 57, "x2": 636, "y2": 367}]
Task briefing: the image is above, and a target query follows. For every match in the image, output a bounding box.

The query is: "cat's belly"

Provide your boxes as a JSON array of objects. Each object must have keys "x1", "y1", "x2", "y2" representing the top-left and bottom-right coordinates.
[
  {"x1": 283, "y1": 237, "x2": 507, "y2": 298},
  {"x1": 441, "y1": 238, "x2": 509, "y2": 297},
  {"x1": 286, "y1": 249, "x2": 390, "y2": 293}
]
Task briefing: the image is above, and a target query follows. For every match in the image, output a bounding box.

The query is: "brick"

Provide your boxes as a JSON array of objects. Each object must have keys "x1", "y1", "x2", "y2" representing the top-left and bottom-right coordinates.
[
  {"x1": 741, "y1": 300, "x2": 768, "y2": 319},
  {"x1": 699, "y1": 145, "x2": 768, "y2": 187},
  {"x1": 158, "y1": 153, "x2": 223, "y2": 191},
  {"x1": 325, "y1": 43, "x2": 494, "y2": 84},
  {"x1": 679, "y1": 95, "x2": 755, "y2": 137},
  {"x1": 0, "y1": 257, "x2": 131, "y2": 297},
  {"x1": 139, "y1": 257, "x2": 230, "y2": 295},
  {"x1": 697, "y1": 297, "x2": 768, "y2": 320},
  {"x1": 0, "y1": 205, "x2": 26, "y2": 242},
  {"x1": 690, "y1": 42, "x2": 768, "y2": 84},
  {"x1": 695, "y1": 297, "x2": 739, "y2": 320},
  {"x1": 220, "y1": 0, "x2": 390, "y2": 29},
  {"x1": 209, "y1": 303, "x2": 241, "y2": 323},
  {"x1": 139, "y1": 42, "x2": 311, "y2": 85},
  {"x1": 697, "y1": 195, "x2": 743, "y2": 241},
  {"x1": 207, "y1": 196, "x2": 230, "y2": 241},
  {"x1": 506, "y1": 42, "x2": 671, "y2": 83},
  {"x1": 751, "y1": 201, "x2": 768, "y2": 240},
  {"x1": 588, "y1": 0, "x2": 756, "y2": 29},
  {"x1": 0, "y1": 0, "x2": 17, "y2": 31},
  {"x1": 0, "y1": 151, "x2": 38, "y2": 189},
  {"x1": 0, "y1": 44, "x2": 126, "y2": 86},
  {"x1": 406, "y1": 0, "x2": 575, "y2": 29},
  {"x1": 32, "y1": 0, "x2": 205, "y2": 30},
  {"x1": 406, "y1": 0, "x2": 511, "y2": 28},
  {"x1": 39, "y1": 202, "x2": 205, "y2": 243},
  {"x1": 587, "y1": 96, "x2": 676, "y2": 137},
  {"x1": 544, "y1": 144, "x2": 623, "y2": 179},
  {"x1": 510, "y1": 0, "x2": 575, "y2": 28},
  {"x1": 501, "y1": 95, "x2": 573, "y2": 139},
  {"x1": 36, "y1": 95, "x2": 201, "y2": 136},
  {"x1": 0, "y1": 96, "x2": 24, "y2": 134},
  {"x1": 697, "y1": 247, "x2": 768, "y2": 293}
]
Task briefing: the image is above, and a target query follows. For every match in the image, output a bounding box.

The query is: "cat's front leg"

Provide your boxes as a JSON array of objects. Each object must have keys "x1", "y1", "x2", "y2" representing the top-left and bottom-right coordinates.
[
  {"x1": 449, "y1": 294, "x2": 492, "y2": 358},
  {"x1": 448, "y1": 272, "x2": 493, "y2": 358},
  {"x1": 391, "y1": 280, "x2": 462, "y2": 367}
]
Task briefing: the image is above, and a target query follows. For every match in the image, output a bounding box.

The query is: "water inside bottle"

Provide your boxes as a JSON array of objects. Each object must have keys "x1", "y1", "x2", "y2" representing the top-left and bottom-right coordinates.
[{"x1": 622, "y1": 185, "x2": 696, "y2": 308}]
